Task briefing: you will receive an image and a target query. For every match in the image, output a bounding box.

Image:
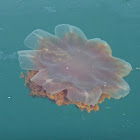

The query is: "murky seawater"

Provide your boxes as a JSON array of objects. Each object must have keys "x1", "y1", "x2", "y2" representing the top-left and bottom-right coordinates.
[{"x1": 0, "y1": 0, "x2": 140, "y2": 139}]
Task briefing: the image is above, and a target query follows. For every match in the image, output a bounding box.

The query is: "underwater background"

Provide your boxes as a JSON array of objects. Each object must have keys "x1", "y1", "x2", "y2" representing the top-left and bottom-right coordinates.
[{"x1": 0, "y1": 0, "x2": 140, "y2": 139}]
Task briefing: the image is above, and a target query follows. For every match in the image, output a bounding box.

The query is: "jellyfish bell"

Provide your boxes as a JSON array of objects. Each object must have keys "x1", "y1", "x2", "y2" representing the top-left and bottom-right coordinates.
[{"x1": 18, "y1": 24, "x2": 132, "y2": 112}]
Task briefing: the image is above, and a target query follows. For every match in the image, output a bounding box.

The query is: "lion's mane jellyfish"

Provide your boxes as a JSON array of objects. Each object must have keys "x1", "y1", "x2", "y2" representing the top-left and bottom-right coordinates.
[{"x1": 18, "y1": 24, "x2": 132, "y2": 112}]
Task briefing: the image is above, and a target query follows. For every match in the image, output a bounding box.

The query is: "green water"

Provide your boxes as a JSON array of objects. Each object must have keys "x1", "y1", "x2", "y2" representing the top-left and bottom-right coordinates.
[{"x1": 0, "y1": 0, "x2": 140, "y2": 139}]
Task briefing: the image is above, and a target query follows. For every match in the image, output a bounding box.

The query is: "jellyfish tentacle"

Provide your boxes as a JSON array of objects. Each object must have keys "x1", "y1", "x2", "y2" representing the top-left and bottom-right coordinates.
[
  {"x1": 93, "y1": 56, "x2": 132, "y2": 78},
  {"x1": 85, "y1": 87, "x2": 102, "y2": 106},
  {"x1": 111, "y1": 57, "x2": 132, "y2": 77},
  {"x1": 67, "y1": 86, "x2": 102, "y2": 106},
  {"x1": 97, "y1": 70, "x2": 130, "y2": 99},
  {"x1": 42, "y1": 81, "x2": 71, "y2": 95},
  {"x1": 30, "y1": 69, "x2": 48, "y2": 86},
  {"x1": 87, "y1": 38, "x2": 132, "y2": 77},
  {"x1": 55, "y1": 24, "x2": 87, "y2": 47},
  {"x1": 95, "y1": 56, "x2": 132, "y2": 77},
  {"x1": 31, "y1": 69, "x2": 71, "y2": 94},
  {"x1": 87, "y1": 38, "x2": 112, "y2": 56},
  {"x1": 24, "y1": 29, "x2": 63, "y2": 51},
  {"x1": 18, "y1": 50, "x2": 44, "y2": 70},
  {"x1": 101, "y1": 80, "x2": 130, "y2": 99},
  {"x1": 42, "y1": 71, "x2": 71, "y2": 94}
]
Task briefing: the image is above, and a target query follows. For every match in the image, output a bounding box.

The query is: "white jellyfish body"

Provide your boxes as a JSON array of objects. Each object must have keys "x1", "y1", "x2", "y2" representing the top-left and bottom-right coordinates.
[{"x1": 18, "y1": 24, "x2": 132, "y2": 106}]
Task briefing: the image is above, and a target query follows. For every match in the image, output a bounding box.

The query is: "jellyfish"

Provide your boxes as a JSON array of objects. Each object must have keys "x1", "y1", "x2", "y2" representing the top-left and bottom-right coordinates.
[{"x1": 18, "y1": 24, "x2": 132, "y2": 112}]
